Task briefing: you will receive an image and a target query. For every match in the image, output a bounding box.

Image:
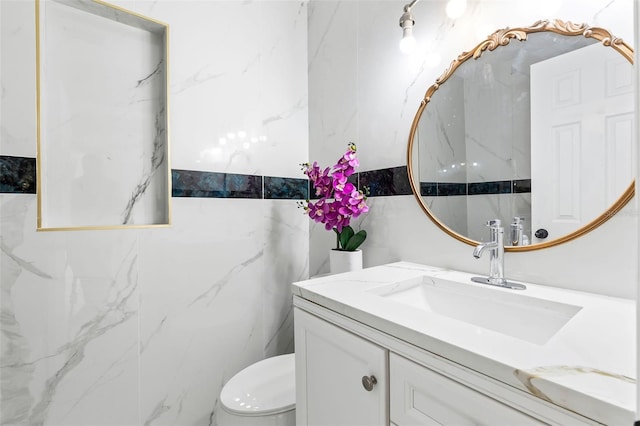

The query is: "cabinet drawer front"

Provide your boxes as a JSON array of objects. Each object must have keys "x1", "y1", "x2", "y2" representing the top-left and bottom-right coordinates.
[{"x1": 390, "y1": 354, "x2": 546, "y2": 426}]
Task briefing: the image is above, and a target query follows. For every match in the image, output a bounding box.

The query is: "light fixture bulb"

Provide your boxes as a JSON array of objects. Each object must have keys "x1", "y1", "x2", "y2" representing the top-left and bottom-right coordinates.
[
  {"x1": 445, "y1": 0, "x2": 466, "y2": 19},
  {"x1": 399, "y1": 29, "x2": 416, "y2": 54},
  {"x1": 399, "y1": 10, "x2": 416, "y2": 54}
]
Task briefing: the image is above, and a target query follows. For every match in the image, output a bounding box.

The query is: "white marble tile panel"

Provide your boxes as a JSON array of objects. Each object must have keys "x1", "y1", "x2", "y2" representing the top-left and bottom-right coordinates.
[
  {"x1": 309, "y1": 219, "x2": 335, "y2": 277},
  {"x1": 255, "y1": 1, "x2": 309, "y2": 178},
  {"x1": 120, "y1": 0, "x2": 308, "y2": 177},
  {"x1": 115, "y1": 0, "x2": 310, "y2": 175},
  {"x1": 263, "y1": 200, "x2": 309, "y2": 357},
  {"x1": 0, "y1": 0, "x2": 37, "y2": 157},
  {"x1": 308, "y1": 0, "x2": 358, "y2": 168},
  {"x1": 1, "y1": 194, "x2": 140, "y2": 426},
  {"x1": 138, "y1": 198, "x2": 266, "y2": 426},
  {"x1": 138, "y1": 1, "x2": 265, "y2": 175}
]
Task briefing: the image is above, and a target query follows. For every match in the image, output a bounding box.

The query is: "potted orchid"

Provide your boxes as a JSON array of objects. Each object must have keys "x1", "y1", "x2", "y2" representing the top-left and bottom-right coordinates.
[{"x1": 300, "y1": 143, "x2": 369, "y2": 272}]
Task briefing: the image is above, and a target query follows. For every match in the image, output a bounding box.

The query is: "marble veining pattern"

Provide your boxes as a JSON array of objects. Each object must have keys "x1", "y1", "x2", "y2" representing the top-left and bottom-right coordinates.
[
  {"x1": 1, "y1": 195, "x2": 141, "y2": 426},
  {"x1": 514, "y1": 365, "x2": 636, "y2": 405},
  {"x1": 189, "y1": 249, "x2": 264, "y2": 308},
  {"x1": 136, "y1": 59, "x2": 164, "y2": 88},
  {"x1": 122, "y1": 106, "x2": 167, "y2": 224},
  {"x1": 26, "y1": 253, "x2": 138, "y2": 426}
]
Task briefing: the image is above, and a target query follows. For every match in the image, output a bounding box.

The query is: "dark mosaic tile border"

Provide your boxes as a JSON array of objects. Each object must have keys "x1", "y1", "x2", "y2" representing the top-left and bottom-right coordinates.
[
  {"x1": 0, "y1": 156, "x2": 529, "y2": 200},
  {"x1": 513, "y1": 179, "x2": 532, "y2": 194},
  {"x1": 438, "y1": 182, "x2": 467, "y2": 196},
  {"x1": 0, "y1": 156, "x2": 37, "y2": 194},
  {"x1": 360, "y1": 166, "x2": 412, "y2": 197},
  {"x1": 420, "y1": 179, "x2": 532, "y2": 197},
  {"x1": 468, "y1": 180, "x2": 513, "y2": 195},
  {"x1": 172, "y1": 169, "x2": 262, "y2": 199},
  {"x1": 264, "y1": 176, "x2": 308, "y2": 200}
]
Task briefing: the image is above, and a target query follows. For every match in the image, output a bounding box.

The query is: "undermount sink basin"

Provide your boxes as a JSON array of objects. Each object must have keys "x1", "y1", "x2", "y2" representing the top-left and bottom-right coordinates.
[{"x1": 370, "y1": 275, "x2": 582, "y2": 345}]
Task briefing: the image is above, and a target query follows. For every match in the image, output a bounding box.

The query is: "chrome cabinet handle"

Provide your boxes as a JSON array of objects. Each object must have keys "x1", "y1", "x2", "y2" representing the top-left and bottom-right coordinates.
[{"x1": 362, "y1": 375, "x2": 377, "y2": 391}]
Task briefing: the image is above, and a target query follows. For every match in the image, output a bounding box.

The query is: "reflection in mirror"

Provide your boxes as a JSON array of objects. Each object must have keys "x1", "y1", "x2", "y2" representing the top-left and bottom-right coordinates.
[{"x1": 407, "y1": 20, "x2": 635, "y2": 251}]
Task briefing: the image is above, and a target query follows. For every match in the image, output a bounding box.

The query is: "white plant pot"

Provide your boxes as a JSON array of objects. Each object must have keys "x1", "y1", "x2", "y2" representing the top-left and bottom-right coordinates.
[{"x1": 329, "y1": 249, "x2": 363, "y2": 274}]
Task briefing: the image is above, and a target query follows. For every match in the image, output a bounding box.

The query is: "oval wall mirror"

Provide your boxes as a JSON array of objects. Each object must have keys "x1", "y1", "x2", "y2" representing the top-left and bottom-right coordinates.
[{"x1": 407, "y1": 19, "x2": 635, "y2": 251}]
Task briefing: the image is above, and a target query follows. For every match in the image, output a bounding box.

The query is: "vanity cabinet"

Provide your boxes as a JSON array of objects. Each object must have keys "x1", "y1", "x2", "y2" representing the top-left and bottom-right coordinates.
[
  {"x1": 294, "y1": 307, "x2": 388, "y2": 425},
  {"x1": 294, "y1": 298, "x2": 599, "y2": 426}
]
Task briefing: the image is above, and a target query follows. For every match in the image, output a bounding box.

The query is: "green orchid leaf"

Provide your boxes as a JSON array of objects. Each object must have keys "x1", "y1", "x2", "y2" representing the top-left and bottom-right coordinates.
[
  {"x1": 344, "y1": 230, "x2": 367, "y2": 251},
  {"x1": 339, "y1": 226, "x2": 355, "y2": 249}
]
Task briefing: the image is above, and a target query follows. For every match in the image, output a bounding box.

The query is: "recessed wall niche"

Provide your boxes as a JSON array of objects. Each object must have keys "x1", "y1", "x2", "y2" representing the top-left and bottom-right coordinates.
[{"x1": 36, "y1": 0, "x2": 171, "y2": 230}]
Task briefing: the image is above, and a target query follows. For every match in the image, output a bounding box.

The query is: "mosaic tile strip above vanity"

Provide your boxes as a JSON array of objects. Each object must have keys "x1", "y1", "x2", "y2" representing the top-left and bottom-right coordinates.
[
  {"x1": 1, "y1": 156, "x2": 530, "y2": 200},
  {"x1": 264, "y1": 176, "x2": 308, "y2": 200},
  {"x1": 172, "y1": 169, "x2": 262, "y2": 198},
  {"x1": 0, "y1": 155, "x2": 37, "y2": 194},
  {"x1": 360, "y1": 166, "x2": 412, "y2": 197}
]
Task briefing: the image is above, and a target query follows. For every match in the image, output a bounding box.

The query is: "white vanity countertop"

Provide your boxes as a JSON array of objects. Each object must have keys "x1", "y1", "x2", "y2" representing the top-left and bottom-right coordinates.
[{"x1": 292, "y1": 262, "x2": 636, "y2": 425}]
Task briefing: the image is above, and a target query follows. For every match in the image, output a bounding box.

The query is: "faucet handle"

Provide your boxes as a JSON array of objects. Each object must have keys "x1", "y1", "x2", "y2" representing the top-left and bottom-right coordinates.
[{"x1": 486, "y1": 219, "x2": 501, "y2": 228}]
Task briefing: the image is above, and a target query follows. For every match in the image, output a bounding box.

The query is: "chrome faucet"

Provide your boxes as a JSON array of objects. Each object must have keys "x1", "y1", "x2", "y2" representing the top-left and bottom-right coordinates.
[{"x1": 471, "y1": 219, "x2": 526, "y2": 290}]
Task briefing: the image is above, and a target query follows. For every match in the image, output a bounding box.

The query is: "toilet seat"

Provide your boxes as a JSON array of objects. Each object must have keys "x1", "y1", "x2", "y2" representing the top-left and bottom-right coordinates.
[{"x1": 220, "y1": 353, "x2": 295, "y2": 417}]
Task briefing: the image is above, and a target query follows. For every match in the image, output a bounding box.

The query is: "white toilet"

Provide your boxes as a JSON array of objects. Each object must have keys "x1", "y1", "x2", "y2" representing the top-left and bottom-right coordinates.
[{"x1": 217, "y1": 353, "x2": 296, "y2": 426}]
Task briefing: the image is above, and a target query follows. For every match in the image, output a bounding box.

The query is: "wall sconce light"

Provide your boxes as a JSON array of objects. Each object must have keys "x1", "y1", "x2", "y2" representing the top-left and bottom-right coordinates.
[
  {"x1": 399, "y1": 0, "x2": 419, "y2": 54},
  {"x1": 400, "y1": 0, "x2": 468, "y2": 54}
]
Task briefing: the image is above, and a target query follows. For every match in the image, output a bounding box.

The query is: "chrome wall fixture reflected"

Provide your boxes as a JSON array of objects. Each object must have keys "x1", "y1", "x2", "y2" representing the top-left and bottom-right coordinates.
[{"x1": 406, "y1": 19, "x2": 635, "y2": 251}]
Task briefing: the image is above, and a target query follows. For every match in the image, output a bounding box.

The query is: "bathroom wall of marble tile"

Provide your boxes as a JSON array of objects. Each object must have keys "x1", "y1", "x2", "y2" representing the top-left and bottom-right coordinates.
[
  {"x1": 1, "y1": 1, "x2": 308, "y2": 425},
  {"x1": 1, "y1": 1, "x2": 638, "y2": 426}
]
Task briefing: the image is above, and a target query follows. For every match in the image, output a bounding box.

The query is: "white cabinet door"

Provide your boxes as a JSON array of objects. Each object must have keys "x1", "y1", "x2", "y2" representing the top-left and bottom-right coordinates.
[
  {"x1": 294, "y1": 308, "x2": 388, "y2": 426},
  {"x1": 390, "y1": 353, "x2": 546, "y2": 426}
]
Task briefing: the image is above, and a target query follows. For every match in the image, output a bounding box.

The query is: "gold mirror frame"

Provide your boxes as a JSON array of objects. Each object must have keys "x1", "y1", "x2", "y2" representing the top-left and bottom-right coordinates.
[{"x1": 406, "y1": 19, "x2": 635, "y2": 252}]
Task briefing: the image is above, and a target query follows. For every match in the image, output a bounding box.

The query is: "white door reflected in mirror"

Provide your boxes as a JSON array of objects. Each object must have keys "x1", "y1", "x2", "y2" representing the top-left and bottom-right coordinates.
[{"x1": 531, "y1": 43, "x2": 634, "y2": 243}]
